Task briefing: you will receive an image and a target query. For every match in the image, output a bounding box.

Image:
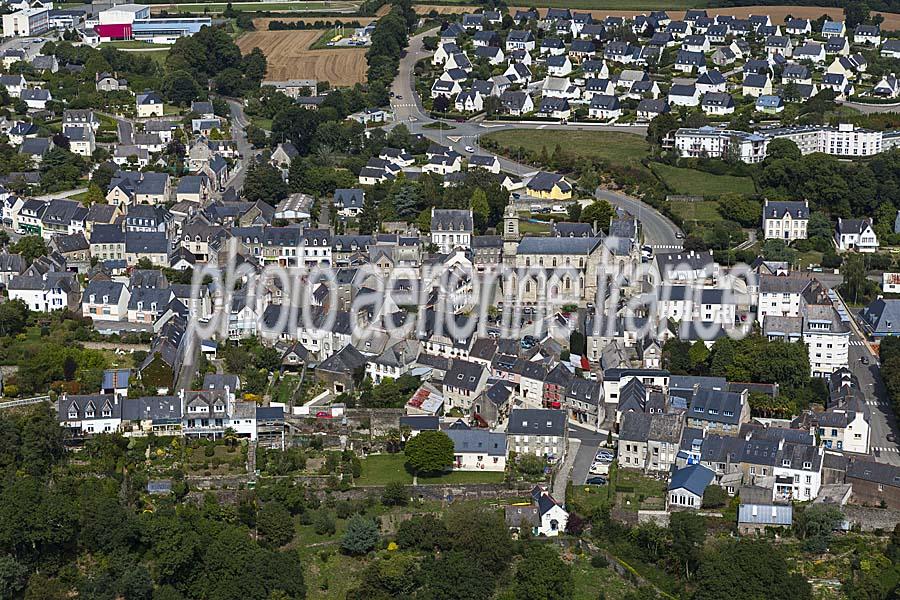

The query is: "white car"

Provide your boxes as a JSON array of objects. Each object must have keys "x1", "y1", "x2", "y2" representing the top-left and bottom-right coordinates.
[{"x1": 464, "y1": 145, "x2": 475, "y2": 152}]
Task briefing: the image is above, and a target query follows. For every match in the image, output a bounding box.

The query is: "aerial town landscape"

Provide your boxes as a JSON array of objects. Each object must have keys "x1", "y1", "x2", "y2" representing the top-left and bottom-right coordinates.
[{"x1": 4, "y1": 0, "x2": 900, "y2": 597}]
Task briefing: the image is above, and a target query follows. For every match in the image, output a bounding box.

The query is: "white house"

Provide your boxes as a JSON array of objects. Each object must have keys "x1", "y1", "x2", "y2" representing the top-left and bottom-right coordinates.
[
  {"x1": 667, "y1": 464, "x2": 715, "y2": 510},
  {"x1": 530, "y1": 485, "x2": 569, "y2": 536},
  {"x1": 445, "y1": 425, "x2": 507, "y2": 471},
  {"x1": 835, "y1": 217, "x2": 878, "y2": 252},
  {"x1": 763, "y1": 200, "x2": 808, "y2": 241}
]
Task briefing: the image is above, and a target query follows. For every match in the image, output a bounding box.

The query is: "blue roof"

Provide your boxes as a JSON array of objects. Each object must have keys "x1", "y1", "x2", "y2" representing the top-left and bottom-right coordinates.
[
  {"x1": 668, "y1": 464, "x2": 715, "y2": 496},
  {"x1": 102, "y1": 368, "x2": 131, "y2": 390}
]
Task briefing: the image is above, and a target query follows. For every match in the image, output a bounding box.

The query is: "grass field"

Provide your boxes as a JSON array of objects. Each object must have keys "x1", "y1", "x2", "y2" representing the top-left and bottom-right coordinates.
[
  {"x1": 482, "y1": 129, "x2": 650, "y2": 170},
  {"x1": 100, "y1": 40, "x2": 171, "y2": 49},
  {"x1": 357, "y1": 454, "x2": 505, "y2": 486},
  {"x1": 236, "y1": 29, "x2": 367, "y2": 85},
  {"x1": 356, "y1": 454, "x2": 413, "y2": 485},
  {"x1": 651, "y1": 163, "x2": 756, "y2": 197},
  {"x1": 668, "y1": 200, "x2": 723, "y2": 223}
]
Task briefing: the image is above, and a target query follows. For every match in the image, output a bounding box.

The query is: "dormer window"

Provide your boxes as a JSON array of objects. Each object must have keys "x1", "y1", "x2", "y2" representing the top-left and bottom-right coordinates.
[
  {"x1": 782, "y1": 459, "x2": 791, "y2": 467},
  {"x1": 803, "y1": 461, "x2": 812, "y2": 469},
  {"x1": 68, "y1": 406, "x2": 78, "y2": 419},
  {"x1": 214, "y1": 404, "x2": 224, "y2": 412},
  {"x1": 103, "y1": 295, "x2": 109, "y2": 303}
]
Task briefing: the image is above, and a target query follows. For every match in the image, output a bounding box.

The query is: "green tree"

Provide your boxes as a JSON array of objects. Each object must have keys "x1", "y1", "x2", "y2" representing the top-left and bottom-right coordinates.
[
  {"x1": 381, "y1": 481, "x2": 408, "y2": 506},
  {"x1": 471, "y1": 188, "x2": 489, "y2": 233},
  {"x1": 514, "y1": 545, "x2": 573, "y2": 600},
  {"x1": 717, "y1": 195, "x2": 761, "y2": 228},
  {"x1": 341, "y1": 514, "x2": 380, "y2": 555},
  {"x1": 404, "y1": 430, "x2": 454, "y2": 474},
  {"x1": 669, "y1": 511, "x2": 706, "y2": 579},
  {"x1": 580, "y1": 200, "x2": 614, "y2": 232},
  {"x1": 10, "y1": 236, "x2": 47, "y2": 263},
  {"x1": 0, "y1": 555, "x2": 26, "y2": 599},
  {"x1": 844, "y1": 1, "x2": 870, "y2": 28},
  {"x1": 0, "y1": 300, "x2": 29, "y2": 337},
  {"x1": 688, "y1": 341, "x2": 710, "y2": 372},
  {"x1": 396, "y1": 514, "x2": 449, "y2": 551},
  {"x1": 694, "y1": 540, "x2": 812, "y2": 600},
  {"x1": 163, "y1": 70, "x2": 200, "y2": 106},
  {"x1": 702, "y1": 484, "x2": 728, "y2": 508},
  {"x1": 358, "y1": 195, "x2": 380, "y2": 235},
  {"x1": 313, "y1": 510, "x2": 336, "y2": 535},
  {"x1": 243, "y1": 162, "x2": 289, "y2": 205},
  {"x1": 663, "y1": 338, "x2": 692, "y2": 374},
  {"x1": 842, "y1": 253, "x2": 868, "y2": 305},
  {"x1": 257, "y1": 501, "x2": 294, "y2": 548}
]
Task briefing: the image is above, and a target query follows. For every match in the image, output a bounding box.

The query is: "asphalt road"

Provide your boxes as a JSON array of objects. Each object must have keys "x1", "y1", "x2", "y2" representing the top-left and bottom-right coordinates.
[
  {"x1": 595, "y1": 188, "x2": 683, "y2": 248},
  {"x1": 568, "y1": 426, "x2": 607, "y2": 485},
  {"x1": 225, "y1": 98, "x2": 253, "y2": 194},
  {"x1": 389, "y1": 30, "x2": 683, "y2": 248}
]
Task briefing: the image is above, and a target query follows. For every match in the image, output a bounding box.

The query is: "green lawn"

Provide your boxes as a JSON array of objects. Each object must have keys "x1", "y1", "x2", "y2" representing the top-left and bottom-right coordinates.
[
  {"x1": 668, "y1": 200, "x2": 722, "y2": 223},
  {"x1": 519, "y1": 218, "x2": 552, "y2": 235},
  {"x1": 357, "y1": 453, "x2": 505, "y2": 486},
  {"x1": 357, "y1": 454, "x2": 414, "y2": 485},
  {"x1": 418, "y1": 470, "x2": 505, "y2": 484},
  {"x1": 651, "y1": 162, "x2": 756, "y2": 198},
  {"x1": 482, "y1": 129, "x2": 650, "y2": 170},
  {"x1": 251, "y1": 116, "x2": 273, "y2": 131},
  {"x1": 100, "y1": 40, "x2": 171, "y2": 49}
]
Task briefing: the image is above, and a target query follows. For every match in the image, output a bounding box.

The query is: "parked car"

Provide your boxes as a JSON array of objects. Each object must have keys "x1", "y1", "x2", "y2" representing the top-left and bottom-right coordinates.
[{"x1": 586, "y1": 476, "x2": 608, "y2": 485}]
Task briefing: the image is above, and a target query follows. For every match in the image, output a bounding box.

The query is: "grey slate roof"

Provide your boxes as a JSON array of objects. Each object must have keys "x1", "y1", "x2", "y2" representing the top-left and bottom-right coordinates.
[
  {"x1": 668, "y1": 464, "x2": 715, "y2": 495},
  {"x1": 506, "y1": 408, "x2": 566, "y2": 436}
]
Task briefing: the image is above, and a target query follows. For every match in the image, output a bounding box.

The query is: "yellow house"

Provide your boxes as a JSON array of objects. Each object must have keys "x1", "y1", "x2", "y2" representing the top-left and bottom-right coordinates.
[{"x1": 525, "y1": 171, "x2": 573, "y2": 199}]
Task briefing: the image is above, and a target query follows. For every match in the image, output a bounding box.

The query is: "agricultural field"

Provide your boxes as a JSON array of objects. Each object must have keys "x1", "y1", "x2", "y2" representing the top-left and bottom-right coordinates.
[{"x1": 236, "y1": 29, "x2": 367, "y2": 85}]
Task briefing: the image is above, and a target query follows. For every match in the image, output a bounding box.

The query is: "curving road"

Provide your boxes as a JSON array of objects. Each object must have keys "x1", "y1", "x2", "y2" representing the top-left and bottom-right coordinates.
[{"x1": 390, "y1": 29, "x2": 683, "y2": 247}]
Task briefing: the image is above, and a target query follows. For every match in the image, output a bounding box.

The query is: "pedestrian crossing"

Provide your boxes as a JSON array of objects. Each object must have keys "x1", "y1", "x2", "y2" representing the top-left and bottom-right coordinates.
[
  {"x1": 649, "y1": 244, "x2": 683, "y2": 251},
  {"x1": 873, "y1": 446, "x2": 900, "y2": 453},
  {"x1": 849, "y1": 340, "x2": 869, "y2": 347},
  {"x1": 392, "y1": 103, "x2": 417, "y2": 108},
  {"x1": 866, "y1": 400, "x2": 889, "y2": 407}
]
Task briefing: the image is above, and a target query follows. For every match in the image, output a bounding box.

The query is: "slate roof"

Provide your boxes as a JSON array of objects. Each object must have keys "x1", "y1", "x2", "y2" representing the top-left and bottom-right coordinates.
[
  {"x1": 689, "y1": 388, "x2": 744, "y2": 425},
  {"x1": 668, "y1": 464, "x2": 715, "y2": 495},
  {"x1": 444, "y1": 359, "x2": 486, "y2": 392},
  {"x1": 445, "y1": 426, "x2": 507, "y2": 456},
  {"x1": 506, "y1": 408, "x2": 566, "y2": 436}
]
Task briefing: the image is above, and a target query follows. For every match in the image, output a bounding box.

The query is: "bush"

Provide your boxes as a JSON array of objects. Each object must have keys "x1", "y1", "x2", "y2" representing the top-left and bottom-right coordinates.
[
  {"x1": 591, "y1": 554, "x2": 608, "y2": 568},
  {"x1": 381, "y1": 481, "x2": 408, "y2": 506},
  {"x1": 313, "y1": 510, "x2": 336, "y2": 536}
]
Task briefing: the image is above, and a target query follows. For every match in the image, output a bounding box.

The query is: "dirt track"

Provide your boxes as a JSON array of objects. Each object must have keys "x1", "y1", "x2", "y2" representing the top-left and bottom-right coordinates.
[
  {"x1": 237, "y1": 29, "x2": 368, "y2": 86},
  {"x1": 413, "y1": 4, "x2": 900, "y2": 29}
]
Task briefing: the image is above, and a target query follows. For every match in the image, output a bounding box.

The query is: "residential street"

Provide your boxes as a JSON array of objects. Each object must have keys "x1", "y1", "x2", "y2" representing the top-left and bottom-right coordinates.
[
  {"x1": 225, "y1": 98, "x2": 253, "y2": 194},
  {"x1": 389, "y1": 29, "x2": 683, "y2": 248}
]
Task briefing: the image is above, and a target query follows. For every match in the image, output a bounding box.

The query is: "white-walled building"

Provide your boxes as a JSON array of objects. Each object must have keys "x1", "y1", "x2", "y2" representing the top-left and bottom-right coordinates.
[
  {"x1": 3, "y1": 8, "x2": 49, "y2": 37},
  {"x1": 762, "y1": 200, "x2": 808, "y2": 241},
  {"x1": 674, "y1": 127, "x2": 769, "y2": 163}
]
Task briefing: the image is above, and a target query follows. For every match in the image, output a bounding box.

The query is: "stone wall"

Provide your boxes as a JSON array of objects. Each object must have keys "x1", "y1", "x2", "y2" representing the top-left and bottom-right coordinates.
[{"x1": 844, "y1": 505, "x2": 900, "y2": 532}]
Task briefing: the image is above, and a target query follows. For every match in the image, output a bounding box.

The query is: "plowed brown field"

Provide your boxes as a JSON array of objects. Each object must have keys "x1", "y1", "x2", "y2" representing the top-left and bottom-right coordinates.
[{"x1": 237, "y1": 29, "x2": 368, "y2": 86}]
